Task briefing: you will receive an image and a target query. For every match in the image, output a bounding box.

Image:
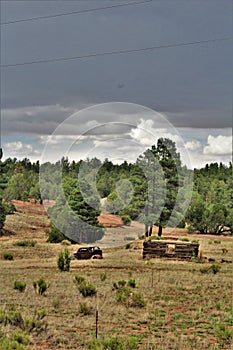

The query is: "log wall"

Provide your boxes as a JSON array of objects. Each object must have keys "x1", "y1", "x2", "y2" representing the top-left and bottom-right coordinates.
[{"x1": 143, "y1": 240, "x2": 199, "y2": 261}]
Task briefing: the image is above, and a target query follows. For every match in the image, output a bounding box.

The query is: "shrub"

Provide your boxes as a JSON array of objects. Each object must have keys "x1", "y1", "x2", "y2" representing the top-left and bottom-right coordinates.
[
  {"x1": 214, "y1": 322, "x2": 233, "y2": 347},
  {"x1": 127, "y1": 279, "x2": 136, "y2": 288},
  {"x1": 87, "y1": 335, "x2": 139, "y2": 349},
  {"x1": 61, "y1": 239, "x2": 71, "y2": 245},
  {"x1": 125, "y1": 243, "x2": 131, "y2": 249},
  {"x1": 100, "y1": 272, "x2": 107, "y2": 281},
  {"x1": 74, "y1": 275, "x2": 85, "y2": 285},
  {"x1": 23, "y1": 309, "x2": 47, "y2": 334},
  {"x1": 14, "y1": 240, "x2": 37, "y2": 247},
  {"x1": 78, "y1": 282, "x2": 97, "y2": 297},
  {"x1": 79, "y1": 302, "x2": 92, "y2": 315},
  {"x1": 200, "y1": 266, "x2": 210, "y2": 274},
  {"x1": 0, "y1": 308, "x2": 47, "y2": 335},
  {"x1": 118, "y1": 280, "x2": 126, "y2": 288},
  {"x1": 116, "y1": 287, "x2": 131, "y2": 305},
  {"x1": 0, "y1": 338, "x2": 28, "y2": 350},
  {"x1": 210, "y1": 263, "x2": 221, "y2": 274},
  {"x1": 121, "y1": 215, "x2": 131, "y2": 226},
  {"x1": 13, "y1": 281, "x2": 26, "y2": 292},
  {"x1": 181, "y1": 237, "x2": 189, "y2": 242},
  {"x1": 131, "y1": 292, "x2": 146, "y2": 308},
  {"x1": 214, "y1": 239, "x2": 221, "y2": 244},
  {"x1": 57, "y1": 249, "x2": 71, "y2": 272},
  {"x1": 45, "y1": 225, "x2": 66, "y2": 243},
  {"x1": 11, "y1": 331, "x2": 30, "y2": 345},
  {"x1": 4, "y1": 202, "x2": 16, "y2": 215},
  {"x1": 33, "y1": 277, "x2": 49, "y2": 295},
  {"x1": 3, "y1": 252, "x2": 14, "y2": 260},
  {"x1": 200, "y1": 264, "x2": 221, "y2": 275}
]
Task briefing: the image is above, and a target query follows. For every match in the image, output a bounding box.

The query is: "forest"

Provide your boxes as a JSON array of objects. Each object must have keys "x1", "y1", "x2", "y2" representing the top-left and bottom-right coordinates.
[{"x1": 0, "y1": 138, "x2": 232, "y2": 243}]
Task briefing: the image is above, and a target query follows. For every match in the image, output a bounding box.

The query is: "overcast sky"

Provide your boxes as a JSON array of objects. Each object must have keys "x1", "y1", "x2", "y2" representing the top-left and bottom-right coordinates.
[{"x1": 1, "y1": 0, "x2": 232, "y2": 169}]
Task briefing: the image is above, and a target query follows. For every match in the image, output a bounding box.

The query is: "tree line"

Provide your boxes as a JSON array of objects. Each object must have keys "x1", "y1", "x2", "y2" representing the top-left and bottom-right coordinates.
[{"x1": 0, "y1": 140, "x2": 232, "y2": 241}]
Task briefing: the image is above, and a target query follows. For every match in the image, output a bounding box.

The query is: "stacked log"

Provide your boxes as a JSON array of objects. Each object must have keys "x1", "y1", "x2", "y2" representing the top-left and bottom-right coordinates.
[{"x1": 143, "y1": 240, "x2": 199, "y2": 261}]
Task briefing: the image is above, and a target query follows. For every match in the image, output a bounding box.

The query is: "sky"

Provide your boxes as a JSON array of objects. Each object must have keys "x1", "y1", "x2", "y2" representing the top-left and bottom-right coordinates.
[{"x1": 1, "y1": 0, "x2": 232, "y2": 169}]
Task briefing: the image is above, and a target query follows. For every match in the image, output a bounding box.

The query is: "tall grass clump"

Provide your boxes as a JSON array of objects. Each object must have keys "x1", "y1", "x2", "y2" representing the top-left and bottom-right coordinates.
[
  {"x1": 2, "y1": 252, "x2": 14, "y2": 260},
  {"x1": 13, "y1": 281, "x2": 26, "y2": 292},
  {"x1": 78, "y1": 281, "x2": 97, "y2": 297},
  {"x1": 57, "y1": 249, "x2": 71, "y2": 272},
  {"x1": 33, "y1": 278, "x2": 49, "y2": 295}
]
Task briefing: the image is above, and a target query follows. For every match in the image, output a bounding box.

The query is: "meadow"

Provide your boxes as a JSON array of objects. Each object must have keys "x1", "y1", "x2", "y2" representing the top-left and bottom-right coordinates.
[{"x1": 0, "y1": 201, "x2": 232, "y2": 350}]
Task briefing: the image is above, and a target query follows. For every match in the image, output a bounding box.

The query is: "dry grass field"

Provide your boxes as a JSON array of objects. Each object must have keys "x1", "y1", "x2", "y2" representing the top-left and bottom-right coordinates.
[{"x1": 0, "y1": 201, "x2": 232, "y2": 349}]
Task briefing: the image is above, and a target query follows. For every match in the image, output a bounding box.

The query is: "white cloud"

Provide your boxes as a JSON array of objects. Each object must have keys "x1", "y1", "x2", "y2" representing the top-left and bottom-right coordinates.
[
  {"x1": 38, "y1": 135, "x2": 83, "y2": 145},
  {"x1": 185, "y1": 140, "x2": 202, "y2": 151},
  {"x1": 129, "y1": 118, "x2": 183, "y2": 146},
  {"x1": 3, "y1": 141, "x2": 40, "y2": 157},
  {"x1": 203, "y1": 135, "x2": 232, "y2": 155}
]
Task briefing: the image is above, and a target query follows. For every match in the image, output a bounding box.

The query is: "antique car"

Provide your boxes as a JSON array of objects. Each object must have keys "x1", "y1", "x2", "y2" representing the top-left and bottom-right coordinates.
[{"x1": 72, "y1": 246, "x2": 103, "y2": 260}]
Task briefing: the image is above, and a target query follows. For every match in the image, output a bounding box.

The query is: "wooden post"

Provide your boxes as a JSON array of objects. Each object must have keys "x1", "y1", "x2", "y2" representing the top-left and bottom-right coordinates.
[{"x1": 96, "y1": 305, "x2": 98, "y2": 339}]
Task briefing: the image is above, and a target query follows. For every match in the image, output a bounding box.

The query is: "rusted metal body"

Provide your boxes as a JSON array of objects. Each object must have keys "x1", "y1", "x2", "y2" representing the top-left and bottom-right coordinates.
[
  {"x1": 143, "y1": 240, "x2": 199, "y2": 260},
  {"x1": 73, "y1": 246, "x2": 103, "y2": 260}
]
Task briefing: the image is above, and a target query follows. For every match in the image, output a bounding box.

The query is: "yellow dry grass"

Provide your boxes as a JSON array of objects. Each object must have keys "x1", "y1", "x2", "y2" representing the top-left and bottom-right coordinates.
[{"x1": 0, "y1": 201, "x2": 232, "y2": 350}]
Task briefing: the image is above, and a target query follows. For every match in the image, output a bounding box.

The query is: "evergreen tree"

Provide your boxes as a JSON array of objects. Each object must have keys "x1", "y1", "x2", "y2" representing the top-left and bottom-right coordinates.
[{"x1": 137, "y1": 138, "x2": 183, "y2": 236}]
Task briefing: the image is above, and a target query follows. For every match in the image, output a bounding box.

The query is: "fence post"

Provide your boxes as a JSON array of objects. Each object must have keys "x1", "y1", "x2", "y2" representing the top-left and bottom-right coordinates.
[{"x1": 96, "y1": 305, "x2": 98, "y2": 339}]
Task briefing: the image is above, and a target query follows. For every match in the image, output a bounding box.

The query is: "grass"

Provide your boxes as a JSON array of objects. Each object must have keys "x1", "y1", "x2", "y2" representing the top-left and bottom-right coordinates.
[{"x1": 0, "y1": 200, "x2": 232, "y2": 349}]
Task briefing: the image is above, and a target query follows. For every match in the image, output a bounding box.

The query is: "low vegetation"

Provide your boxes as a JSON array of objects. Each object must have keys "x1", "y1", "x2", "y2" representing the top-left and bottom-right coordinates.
[{"x1": 57, "y1": 248, "x2": 71, "y2": 272}]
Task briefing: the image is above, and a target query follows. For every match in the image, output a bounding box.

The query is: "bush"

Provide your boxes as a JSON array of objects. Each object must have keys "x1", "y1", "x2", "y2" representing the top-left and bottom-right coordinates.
[
  {"x1": 181, "y1": 237, "x2": 189, "y2": 242},
  {"x1": 214, "y1": 322, "x2": 233, "y2": 347},
  {"x1": 116, "y1": 287, "x2": 131, "y2": 305},
  {"x1": 200, "y1": 266, "x2": 211, "y2": 274},
  {"x1": 57, "y1": 249, "x2": 71, "y2": 272},
  {"x1": 11, "y1": 331, "x2": 30, "y2": 345},
  {"x1": 200, "y1": 264, "x2": 221, "y2": 275},
  {"x1": 0, "y1": 308, "x2": 47, "y2": 335},
  {"x1": 125, "y1": 243, "x2": 131, "y2": 249},
  {"x1": 3, "y1": 252, "x2": 14, "y2": 260},
  {"x1": 87, "y1": 335, "x2": 139, "y2": 350},
  {"x1": 14, "y1": 240, "x2": 37, "y2": 247},
  {"x1": 127, "y1": 279, "x2": 136, "y2": 288},
  {"x1": 73, "y1": 275, "x2": 85, "y2": 285},
  {"x1": 45, "y1": 225, "x2": 66, "y2": 243},
  {"x1": 131, "y1": 292, "x2": 146, "y2": 308},
  {"x1": 33, "y1": 278, "x2": 49, "y2": 295},
  {"x1": 118, "y1": 280, "x2": 126, "y2": 288},
  {"x1": 13, "y1": 281, "x2": 26, "y2": 292},
  {"x1": 4, "y1": 202, "x2": 16, "y2": 215},
  {"x1": 210, "y1": 263, "x2": 221, "y2": 274},
  {"x1": 121, "y1": 215, "x2": 131, "y2": 226},
  {"x1": 100, "y1": 272, "x2": 107, "y2": 281},
  {"x1": 61, "y1": 239, "x2": 71, "y2": 245},
  {"x1": 78, "y1": 281, "x2": 97, "y2": 297},
  {"x1": 79, "y1": 302, "x2": 92, "y2": 315}
]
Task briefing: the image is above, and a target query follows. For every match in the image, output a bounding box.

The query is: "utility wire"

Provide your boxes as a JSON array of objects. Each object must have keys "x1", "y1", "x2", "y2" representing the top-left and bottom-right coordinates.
[
  {"x1": 0, "y1": 0, "x2": 152, "y2": 25},
  {"x1": 1, "y1": 37, "x2": 231, "y2": 68}
]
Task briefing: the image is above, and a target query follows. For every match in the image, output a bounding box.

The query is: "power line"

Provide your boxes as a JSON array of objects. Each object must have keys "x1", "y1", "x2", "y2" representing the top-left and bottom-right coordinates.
[
  {"x1": 0, "y1": 0, "x2": 152, "y2": 25},
  {"x1": 1, "y1": 37, "x2": 231, "y2": 69}
]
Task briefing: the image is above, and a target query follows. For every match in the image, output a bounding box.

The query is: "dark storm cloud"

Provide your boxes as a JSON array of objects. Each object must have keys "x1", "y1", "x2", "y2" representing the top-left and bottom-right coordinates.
[{"x1": 1, "y1": 0, "x2": 232, "y2": 134}]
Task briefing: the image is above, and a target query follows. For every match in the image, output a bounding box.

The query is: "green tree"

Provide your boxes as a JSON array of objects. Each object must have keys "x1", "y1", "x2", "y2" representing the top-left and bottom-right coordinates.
[
  {"x1": 186, "y1": 174, "x2": 233, "y2": 235},
  {"x1": 137, "y1": 138, "x2": 183, "y2": 237},
  {"x1": 186, "y1": 191, "x2": 207, "y2": 234},
  {"x1": 48, "y1": 177, "x2": 104, "y2": 243},
  {"x1": 105, "y1": 190, "x2": 124, "y2": 214},
  {"x1": 0, "y1": 197, "x2": 6, "y2": 231}
]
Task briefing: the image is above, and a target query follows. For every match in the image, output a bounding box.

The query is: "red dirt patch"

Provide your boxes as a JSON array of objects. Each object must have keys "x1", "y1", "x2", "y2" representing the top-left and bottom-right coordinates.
[{"x1": 98, "y1": 212, "x2": 123, "y2": 227}]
